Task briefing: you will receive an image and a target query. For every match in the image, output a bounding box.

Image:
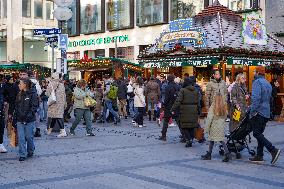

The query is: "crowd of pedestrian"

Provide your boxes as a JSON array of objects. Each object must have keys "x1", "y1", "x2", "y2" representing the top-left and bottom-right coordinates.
[{"x1": 0, "y1": 67, "x2": 281, "y2": 165}]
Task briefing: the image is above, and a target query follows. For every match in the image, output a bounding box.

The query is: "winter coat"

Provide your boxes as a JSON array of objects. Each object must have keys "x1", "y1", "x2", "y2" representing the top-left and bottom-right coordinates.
[
  {"x1": 15, "y1": 89, "x2": 38, "y2": 123},
  {"x1": 230, "y1": 83, "x2": 248, "y2": 131},
  {"x1": 250, "y1": 76, "x2": 272, "y2": 119},
  {"x1": 161, "y1": 81, "x2": 168, "y2": 103},
  {"x1": 271, "y1": 85, "x2": 282, "y2": 116},
  {"x1": 93, "y1": 88, "x2": 103, "y2": 114},
  {"x1": 46, "y1": 80, "x2": 66, "y2": 118},
  {"x1": 205, "y1": 105, "x2": 226, "y2": 142},
  {"x1": 133, "y1": 84, "x2": 146, "y2": 108},
  {"x1": 205, "y1": 79, "x2": 227, "y2": 109},
  {"x1": 4, "y1": 82, "x2": 20, "y2": 115},
  {"x1": 0, "y1": 83, "x2": 5, "y2": 116},
  {"x1": 73, "y1": 87, "x2": 93, "y2": 110},
  {"x1": 145, "y1": 80, "x2": 161, "y2": 104},
  {"x1": 116, "y1": 80, "x2": 128, "y2": 100},
  {"x1": 65, "y1": 84, "x2": 73, "y2": 105},
  {"x1": 163, "y1": 81, "x2": 181, "y2": 118},
  {"x1": 171, "y1": 86, "x2": 198, "y2": 129}
]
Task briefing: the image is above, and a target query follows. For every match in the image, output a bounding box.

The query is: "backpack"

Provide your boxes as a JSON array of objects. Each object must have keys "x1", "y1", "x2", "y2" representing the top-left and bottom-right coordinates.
[{"x1": 107, "y1": 85, "x2": 118, "y2": 100}]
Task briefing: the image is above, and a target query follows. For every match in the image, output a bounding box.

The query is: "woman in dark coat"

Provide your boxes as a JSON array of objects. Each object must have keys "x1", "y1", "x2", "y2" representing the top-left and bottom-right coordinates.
[
  {"x1": 171, "y1": 77, "x2": 199, "y2": 147},
  {"x1": 271, "y1": 79, "x2": 283, "y2": 119}
]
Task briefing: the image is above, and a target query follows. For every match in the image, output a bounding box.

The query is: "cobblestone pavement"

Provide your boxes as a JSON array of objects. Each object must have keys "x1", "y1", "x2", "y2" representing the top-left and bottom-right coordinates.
[{"x1": 0, "y1": 119, "x2": 284, "y2": 189}]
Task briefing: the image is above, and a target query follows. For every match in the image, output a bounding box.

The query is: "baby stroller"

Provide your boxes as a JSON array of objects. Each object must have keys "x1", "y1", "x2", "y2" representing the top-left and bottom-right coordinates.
[{"x1": 219, "y1": 111, "x2": 256, "y2": 159}]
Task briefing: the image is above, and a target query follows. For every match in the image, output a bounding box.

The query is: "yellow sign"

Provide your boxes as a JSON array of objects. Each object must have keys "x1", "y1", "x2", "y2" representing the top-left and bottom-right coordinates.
[{"x1": 161, "y1": 31, "x2": 202, "y2": 44}]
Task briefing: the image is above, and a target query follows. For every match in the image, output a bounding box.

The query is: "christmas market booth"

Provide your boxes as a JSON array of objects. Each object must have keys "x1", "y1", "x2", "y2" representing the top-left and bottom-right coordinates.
[
  {"x1": 138, "y1": 1, "x2": 284, "y2": 91},
  {"x1": 67, "y1": 57, "x2": 142, "y2": 84},
  {"x1": 0, "y1": 63, "x2": 51, "y2": 80}
]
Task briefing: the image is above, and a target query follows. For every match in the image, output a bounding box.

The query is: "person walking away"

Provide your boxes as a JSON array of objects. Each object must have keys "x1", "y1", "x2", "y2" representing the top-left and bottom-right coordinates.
[
  {"x1": 230, "y1": 73, "x2": 249, "y2": 132},
  {"x1": 0, "y1": 75, "x2": 7, "y2": 153},
  {"x1": 101, "y1": 75, "x2": 120, "y2": 124},
  {"x1": 159, "y1": 74, "x2": 181, "y2": 141},
  {"x1": 40, "y1": 80, "x2": 49, "y2": 122},
  {"x1": 171, "y1": 77, "x2": 198, "y2": 148},
  {"x1": 201, "y1": 93, "x2": 230, "y2": 162},
  {"x1": 93, "y1": 82, "x2": 103, "y2": 122},
  {"x1": 116, "y1": 77, "x2": 128, "y2": 119},
  {"x1": 270, "y1": 79, "x2": 282, "y2": 120},
  {"x1": 205, "y1": 70, "x2": 227, "y2": 113},
  {"x1": 133, "y1": 77, "x2": 146, "y2": 128},
  {"x1": 127, "y1": 80, "x2": 135, "y2": 118},
  {"x1": 249, "y1": 67, "x2": 280, "y2": 165},
  {"x1": 64, "y1": 80, "x2": 73, "y2": 122},
  {"x1": 46, "y1": 73, "x2": 67, "y2": 137},
  {"x1": 145, "y1": 77, "x2": 161, "y2": 121},
  {"x1": 15, "y1": 79, "x2": 38, "y2": 161},
  {"x1": 70, "y1": 80, "x2": 95, "y2": 136}
]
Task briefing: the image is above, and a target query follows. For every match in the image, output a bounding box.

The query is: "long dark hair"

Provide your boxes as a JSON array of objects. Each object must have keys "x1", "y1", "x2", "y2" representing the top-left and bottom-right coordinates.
[
  {"x1": 136, "y1": 76, "x2": 144, "y2": 87},
  {"x1": 20, "y1": 78, "x2": 32, "y2": 90}
]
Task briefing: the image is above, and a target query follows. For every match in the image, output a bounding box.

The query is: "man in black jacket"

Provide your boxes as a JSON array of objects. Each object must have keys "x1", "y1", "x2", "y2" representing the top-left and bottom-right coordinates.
[
  {"x1": 116, "y1": 77, "x2": 128, "y2": 119},
  {"x1": 0, "y1": 74, "x2": 7, "y2": 153},
  {"x1": 159, "y1": 74, "x2": 181, "y2": 141}
]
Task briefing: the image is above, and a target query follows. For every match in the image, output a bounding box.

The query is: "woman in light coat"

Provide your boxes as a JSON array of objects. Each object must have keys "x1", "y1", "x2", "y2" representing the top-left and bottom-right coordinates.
[
  {"x1": 46, "y1": 73, "x2": 67, "y2": 137},
  {"x1": 133, "y1": 77, "x2": 146, "y2": 128}
]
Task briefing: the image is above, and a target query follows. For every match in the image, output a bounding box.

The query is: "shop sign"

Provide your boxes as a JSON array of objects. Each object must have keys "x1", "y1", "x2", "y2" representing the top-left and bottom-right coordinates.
[
  {"x1": 33, "y1": 28, "x2": 62, "y2": 35},
  {"x1": 141, "y1": 57, "x2": 218, "y2": 68},
  {"x1": 227, "y1": 57, "x2": 278, "y2": 66},
  {"x1": 68, "y1": 35, "x2": 129, "y2": 48},
  {"x1": 161, "y1": 30, "x2": 203, "y2": 45}
]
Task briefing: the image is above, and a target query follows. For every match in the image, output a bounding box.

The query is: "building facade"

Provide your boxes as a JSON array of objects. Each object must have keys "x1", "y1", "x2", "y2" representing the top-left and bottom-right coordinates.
[
  {"x1": 67, "y1": 0, "x2": 264, "y2": 66},
  {"x1": 0, "y1": 0, "x2": 57, "y2": 67}
]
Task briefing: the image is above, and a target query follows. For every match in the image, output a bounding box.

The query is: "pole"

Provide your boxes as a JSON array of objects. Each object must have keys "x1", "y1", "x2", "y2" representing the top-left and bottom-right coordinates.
[
  {"x1": 51, "y1": 42, "x2": 55, "y2": 74},
  {"x1": 115, "y1": 39, "x2": 118, "y2": 58}
]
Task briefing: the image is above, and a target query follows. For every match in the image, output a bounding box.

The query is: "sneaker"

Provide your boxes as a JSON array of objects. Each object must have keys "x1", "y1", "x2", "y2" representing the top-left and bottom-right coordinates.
[
  {"x1": 57, "y1": 129, "x2": 67, "y2": 137},
  {"x1": 19, "y1": 157, "x2": 26, "y2": 161},
  {"x1": 133, "y1": 123, "x2": 138, "y2": 127},
  {"x1": 69, "y1": 129, "x2": 75, "y2": 136},
  {"x1": 249, "y1": 156, "x2": 264, "y2": 163},
  {"x1": 158, "y1": 136, "x2": 166, "y2": 141},
  {"x1": 138, "y1": 125, "x2": 143, "y2": 128},
  {"x1": 125, "y1": 116, "x2": 128, "y2": 119},
  {"x1": 0, "y1": 144, "x2": 7, "y2": 153},
  {"x1": 222, "y1": 153, "x2": 230, "y2": 162},
  {"x1": 169, "y1": 123, "x2": 176, "y2": 127},
  {"x1": 271, "y1": 148, "x2": 281, "y2": 165},
  {"x1": 225, "y1": 118, "x2": 230, "y2": 122},
  {"x1": 132, "y1": 120, "x2": 136, "y2": 124},
  {"x1": 86, "y1": 132, "x2": 95, "y2": 136},
  {"x1": 185, "y1": 141, "x2": 192, "y2": 148},
  {"x1": 34, "y1": 128, "x2": 41, "y2": 137}
]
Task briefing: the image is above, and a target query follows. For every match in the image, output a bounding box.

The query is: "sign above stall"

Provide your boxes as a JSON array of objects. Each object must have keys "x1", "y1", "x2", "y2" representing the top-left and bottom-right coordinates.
[
  {"x1": 155, "y1": 18, "x2": 207, "y2": 51},
  {"x1": 227, "y1": 57, "x2": 281, "y2": 66},
  {"x1": 141, "y1": 57, "x2": 218, "y2": 68}
]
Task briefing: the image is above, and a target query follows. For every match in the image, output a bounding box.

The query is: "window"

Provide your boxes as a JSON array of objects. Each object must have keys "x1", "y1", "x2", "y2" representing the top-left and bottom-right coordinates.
[
  {"x1": 137, "y1": 0, "x2": 166, "y2": 26},
  {"x1": 46, "y1": 0, "x2": 54, "y2": 19},
  {"x1": 219, "y1": 0, "x2": 254, "y2": 11},
  {"x1": 67, "y1": 1, "x2": 78, "y2": 35},
  {"x1": 107, "y1": 0, "x2": 133, "y2": 30},
  {"x1": 0, "y1": 0, "x2": 7, "y2": 18},
  {"x1": 80, "y1": 0, "x2": 103, "y2": 34},
  {"x1": 34, "y1": 0, "x2": 43, "y2": 18},
  {"x1": 22, "y1": 0, "x2": 31, "y2": 17},
  {"x1": 110, "y1": 46, "x2": 134, "y2": 61},
  {"x1": 171, "y1": 0, "x2": 204, "y2": 20}
]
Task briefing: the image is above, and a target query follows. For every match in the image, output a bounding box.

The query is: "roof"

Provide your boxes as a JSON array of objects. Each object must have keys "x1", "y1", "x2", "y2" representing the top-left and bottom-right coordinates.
[{"x1": 140, "y1": 3, "x2": 284, "y2": 60}]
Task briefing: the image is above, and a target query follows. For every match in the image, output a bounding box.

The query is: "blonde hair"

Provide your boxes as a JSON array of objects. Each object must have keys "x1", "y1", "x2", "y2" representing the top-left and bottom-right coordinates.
[
  {"x1": 235, "y1": 73, "x2": 245, "y2": 84},
  {"x1": 213, "y1": 93, "x2": 227, "y2": 117}
]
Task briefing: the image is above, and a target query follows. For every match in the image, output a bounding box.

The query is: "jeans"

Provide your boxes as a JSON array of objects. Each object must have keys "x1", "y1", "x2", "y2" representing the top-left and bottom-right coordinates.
[
  {"x1": 17, "y1": 122, "x2": 35, "y2": 158},
  {"x1": 128, "y1": 98, "x2": 134, "y2": 117},
  {"x1": 70, "y1": 109, "x2": 93, "y2": 134},
  {"x1": 134, "y1": 107, "x2": 144, "y2": 125},
  {"x1": 42, "y1": 100, "x2": 48, "y2": 121},
  {"x1": 0, "y1": 113, "x2": 4, "y2": 144},
  {"x1": 147, "y1": 101, "x2": 158, "y2": 112},
  {"x1": 102, "y1": 100, "x2": 119, "y2": 122},
  {"x1": 251, "y1": 114, "x2": 275, "y2": 156}
]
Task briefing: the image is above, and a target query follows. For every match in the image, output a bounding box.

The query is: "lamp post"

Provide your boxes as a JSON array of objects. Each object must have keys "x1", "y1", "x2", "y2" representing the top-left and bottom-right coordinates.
[{"x1": 53, "y1": 0, "x2": 73, "y2": 74}]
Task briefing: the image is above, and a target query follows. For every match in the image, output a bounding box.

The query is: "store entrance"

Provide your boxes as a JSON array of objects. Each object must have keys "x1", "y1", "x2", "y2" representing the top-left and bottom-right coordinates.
[{"x1": 83, "y1": 68, "x2": 112, "y2": 87}]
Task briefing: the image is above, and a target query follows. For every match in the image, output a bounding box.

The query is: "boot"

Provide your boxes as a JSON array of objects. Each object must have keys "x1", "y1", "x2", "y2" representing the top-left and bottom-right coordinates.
[
  {"x1": 0, "y1": 144, "x2": 7, "y2": 153},
  {"x1": 57, "y1": 129, "x2": 67, "y2": 137},
  {"x1": 34, "y1": 128, "x2": 41, "y2": 137},
  {"x1": 153, "y1": 110, "x2": 157, "y2": 121},
  {"x1": 222, "y1": 153, "x2": 230, "y2": 162},
  {"x1": 148, "y1": 110, "x2": 152, "y2": 121},
  {"x1": 47, "y1": 128, "x2": 53, "y2": 135},
  {"x1": 201, "y1": 152, "x2": 211, "y2": 160},
  {"x1": 158, "y1": 134, "x2": 166, "y2": 141},
  {"x1": 185, "y1": 140, "x2": 192, "y2": 148}
]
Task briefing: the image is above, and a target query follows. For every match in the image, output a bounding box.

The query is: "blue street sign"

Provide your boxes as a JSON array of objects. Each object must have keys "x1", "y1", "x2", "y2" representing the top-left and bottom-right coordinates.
[
  {"x1": 59, "y1": 34, "x2": 68, "y2": 50},
  {"x1": 33, "y1": 28, "x2": 62, "y2": 36},
  {"x1": 46, "y1": 36, "x2": 58, "y2": 43}
]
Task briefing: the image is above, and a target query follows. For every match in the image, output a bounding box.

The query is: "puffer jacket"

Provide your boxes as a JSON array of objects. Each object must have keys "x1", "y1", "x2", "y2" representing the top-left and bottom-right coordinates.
[
  {"x1": 145, "y1": 80, "x2": 161, "y2": 103},
  {"x1": 15, "y1": 89, "x2": 38, "y2": 123},
  {"x1": 133, "y1": 83, "x2": 146, "y2": 108},
  {"x1": 205, "y1": 78, "x2": 227, "y2": 109}
]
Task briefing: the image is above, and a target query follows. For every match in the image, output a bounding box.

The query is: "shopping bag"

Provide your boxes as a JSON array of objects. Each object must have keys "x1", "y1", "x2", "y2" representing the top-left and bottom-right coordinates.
[
  {"x1": 232, "y1": 109, "x2": 241, "y2": 121},
  {"x1": 84, "y1": 96, "x2": 97, "y2": 107},
  {"x1": 10, "y1": 127, "x2": 18, "y2": 147},
  {"x1": 47, "y1": 85, "x2": 57, "y2": 106},
  {"x1": 195, "y1": 127, "x2": 204, "y2": 141}
]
